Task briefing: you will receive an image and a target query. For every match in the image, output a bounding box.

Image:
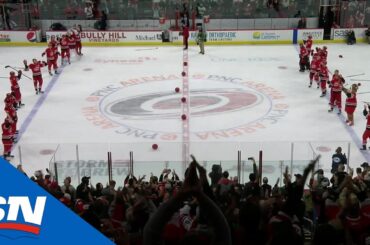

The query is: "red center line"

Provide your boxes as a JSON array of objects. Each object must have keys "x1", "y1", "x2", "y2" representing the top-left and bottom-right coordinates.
[{"x1": 182, "y1": 49, "x2": 190, "y2": 167}]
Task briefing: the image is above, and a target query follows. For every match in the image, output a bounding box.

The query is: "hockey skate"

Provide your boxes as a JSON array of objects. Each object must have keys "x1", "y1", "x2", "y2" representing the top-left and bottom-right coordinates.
[
  {"x1": 337, "y1": 110, "x2": 341, "y2": 115},
  {"x1": 308, "y1": 83, "x2": 312, "y2": 88},
  {"x1": 348, "y1": 121, "x2": 354, "y2": 126},
  {"x1": 328, "y1": 108, "x2": 333, "y2": 112},
  {"x1": 35, "y1": 89, "x2": 39, "y2": 95},
  {"x1": 49, "y1": 71, "x2": 53, "y2": 76},
  {"x1": 320, "y1": 92, "x2": 326, "y2": 97},
  {"x1": 361, "y1": 145, "x2": 367, "y2": 150},
  {"x1": 4, "y1": 153, "x2": 14, "y2": 158},
  {"x1": 55, "y1": 70, "x2": 59, "y2": 74},
  {"x1": 38, "y1": 88, "x2": 44, "y2": 94}
]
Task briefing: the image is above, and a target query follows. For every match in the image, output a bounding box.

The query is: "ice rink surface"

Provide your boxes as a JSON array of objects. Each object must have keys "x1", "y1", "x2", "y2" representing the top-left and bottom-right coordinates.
[{"x1": 0, "y1": 43, "x2": 370, "y2": 185}]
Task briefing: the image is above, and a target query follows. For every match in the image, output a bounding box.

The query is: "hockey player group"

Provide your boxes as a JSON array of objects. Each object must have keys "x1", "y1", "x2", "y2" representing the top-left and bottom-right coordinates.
[
  {"x1": 299, "y1": 36, "x2": 370, "y2": 150},
  {"x1": 1, "y1": 26, "x2": 83, "y2": 159}
]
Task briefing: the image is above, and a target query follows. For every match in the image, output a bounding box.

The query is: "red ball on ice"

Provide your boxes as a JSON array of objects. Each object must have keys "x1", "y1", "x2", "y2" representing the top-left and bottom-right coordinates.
[
  {"x1": 182, "y1": 71, "x2": 186, "y2": 77},
  {"x1": 181, "y1": 97, "x2": 186, "y2": 103},
  {"x1": 183, "y1": 62, "x2": 188, "y2": 66},
  {"x1": 175, "y1": 87, "x2": 180, "y2": 93},
  {"x1": 152, "y1": 144, "x2": 158, "y2": 150},
  {"x1": 181, "y1": 114, "x2": 187, "y2": 120},
  {"x1": 339, "y1": 55, "x2": 343, "y2": 58}
]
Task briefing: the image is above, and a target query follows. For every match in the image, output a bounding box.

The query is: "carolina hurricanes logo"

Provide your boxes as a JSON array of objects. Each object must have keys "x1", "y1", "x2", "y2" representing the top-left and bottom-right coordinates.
[
  {"x1": 83, "y1": 74, "x2": 288, "y2": 140},
  {"x1": 104, "y1": 88, "x2": 262, "y2": 120}
]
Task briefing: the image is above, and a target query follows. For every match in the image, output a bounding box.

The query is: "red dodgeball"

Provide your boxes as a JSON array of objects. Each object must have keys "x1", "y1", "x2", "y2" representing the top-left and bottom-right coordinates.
[
  {"x1": 183, "y1": 62, "x2": 188, "y2": 66},
  {"x1": 182, "y1": 71, "x2": 186, "y2": 77},
  {"x1": 152, "y1": 144, "x2": 158, "y2": 150},
  {"x1": 181, "y1": 97, "x2": 186, "y2": 103},
  {"x1": 181, "y1": 114, "x2": 187, "y2": 120},
  {"x1": 339, "y1": 55, "x2": 343, "y2": 58},
  {"x1": 175, "y1": 87, "x2": 180, "y2": 93}
]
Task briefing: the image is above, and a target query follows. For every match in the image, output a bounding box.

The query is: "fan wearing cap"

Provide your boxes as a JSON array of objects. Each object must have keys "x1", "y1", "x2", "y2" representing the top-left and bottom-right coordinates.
[
  {"x1": 343, "y1": 83, "x2": 360, "y2": 126},
  {"x1": 331, "y1": 147, "x2": 347, "y2": 174}
]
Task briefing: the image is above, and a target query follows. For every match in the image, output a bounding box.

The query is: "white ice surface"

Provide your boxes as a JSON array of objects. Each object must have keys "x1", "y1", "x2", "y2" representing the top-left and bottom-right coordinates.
[{"x1": 0, "y1": 44, "x2": 369, "y2": 186}]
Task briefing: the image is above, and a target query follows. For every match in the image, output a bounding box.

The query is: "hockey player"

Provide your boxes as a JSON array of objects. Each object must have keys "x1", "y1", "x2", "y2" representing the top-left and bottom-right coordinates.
[
  {"x1": 68, "y1": 32, "x2": 77, "y2": 56},
  {"x1": 4, "y1": 97, "x2": 17, "y2": 143},
  {"x1": 322, "y1": 46, "x2": 328, "y2": 60},
  {"x1": 309, "y1": 50, "x2": 321, "y2": 88},
  {"x1": 42, "y1": 43, "x2": 59, "y2": 75},
  {"x1": 319, "y1": 61, "x2": 329, "y2": 97},
  {"x1": 361, "y1": 103, "x2": 370, "y2": 150},
  {"x1": 49, "y1": 35, "x2": 60, "y2": 64},
  {"x1": 4, "y1": 92, "x2": 16, "y2": 110},
  {"x1": 299, "y1": 43, "x2": 310, "y2": 72},
  {"x1": 9, "y1": 70, "x2": 24, "y2": 108},
  {"x1": 60, "y1": 35, "x2": 71, "y2": 65},
  {"x1": 2, "y1": 119, "x2": 13, "y2": 159},
  {"x1": 182, "y1": 24, "x2": 189, "y2": 50},
  {"x1": 73, "y1": 25, "x2": 83, "y2": 55},
  {"x1": 305, "y1": 35, "x2": 313, "y2": 53},
  {"x1": 196, "y1": 27, "x2": 206, "y2": 55},
  {"x1": 49, "y1": 35, "x2": 58, "y2": 48},
  {"x1": 24, "y1": 58, "x2": 47, "y2": 94},
  {"x1": 328, "y1": 70, "x2": 345, "y2": 114},
  {"x1": 343, "y1": 83, "x2": 360, "y2": 126}
]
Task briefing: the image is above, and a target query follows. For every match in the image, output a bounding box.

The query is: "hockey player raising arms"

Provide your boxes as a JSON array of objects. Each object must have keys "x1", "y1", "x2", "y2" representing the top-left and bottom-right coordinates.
[
  {"x1": 328, "y1": 70, "x2": 345, "y2": 114},
  {"x1": 24, "y1": 58, "x2": 47, "y2": 94},
  {"x1": 343, "y1": 83, "x2": 360, "y2": 126}
]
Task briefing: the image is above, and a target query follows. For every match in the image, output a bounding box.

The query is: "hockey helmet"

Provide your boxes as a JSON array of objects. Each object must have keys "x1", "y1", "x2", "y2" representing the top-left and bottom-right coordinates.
[{"x1": 351, "y1": 83, "x2": 360, "y2": 93}]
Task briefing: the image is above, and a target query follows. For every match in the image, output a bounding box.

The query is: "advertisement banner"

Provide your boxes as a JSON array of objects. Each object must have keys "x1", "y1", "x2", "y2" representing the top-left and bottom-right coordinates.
[
  {"x1": 0, "y1": 30, "x2": 41, "y2": 43},
  {"x1": 332, "y1": 28, "x2": 367, "y2": 40},
  {"x1": 46, "y1": 31, "x2": 163, "y2": 43},
  {"x1": 246, "y1": 30, "x2": 293, "y2": 42},
  {"x1": 47, "y1": 30, "x2": 293, "y2": 44},
  {"x1": 297, "y1": 29, "x2": 324, "y2": 41},
  {"x1": 0, "y1": 158, "x2": 113, "y2": 244}
]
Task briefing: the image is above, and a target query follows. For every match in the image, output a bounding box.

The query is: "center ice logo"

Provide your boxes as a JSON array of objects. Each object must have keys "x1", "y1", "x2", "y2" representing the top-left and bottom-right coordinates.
[
  {"x1": 0, "y1": 196, "x2": 46, "y2": 236},
  {"x1": 83, "y1": 74, "x2": 289, "y2": 141}
]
